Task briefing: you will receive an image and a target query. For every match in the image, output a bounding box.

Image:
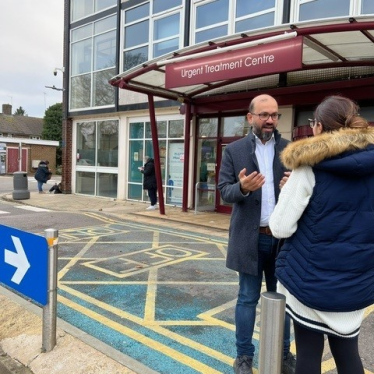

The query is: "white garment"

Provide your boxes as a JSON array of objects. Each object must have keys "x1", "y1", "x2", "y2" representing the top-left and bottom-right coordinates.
[
  {"x1": 270, "y1": 166, "x2": 365, "y2": 337},
  {"x1": 254, "y1": 135, "x2": 275, "y2": 226}
]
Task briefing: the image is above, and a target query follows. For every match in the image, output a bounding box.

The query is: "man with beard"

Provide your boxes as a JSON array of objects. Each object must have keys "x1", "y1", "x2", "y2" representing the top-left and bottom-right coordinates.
[{"x1": 218, "y1": 94, "x2": 295, "y2": 374}]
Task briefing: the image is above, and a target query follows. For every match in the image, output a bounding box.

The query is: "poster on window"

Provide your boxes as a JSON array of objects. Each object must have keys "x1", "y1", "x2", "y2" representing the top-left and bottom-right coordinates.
[{"x1": 167, "y1": 142, "x2": 184, "y2": 205}]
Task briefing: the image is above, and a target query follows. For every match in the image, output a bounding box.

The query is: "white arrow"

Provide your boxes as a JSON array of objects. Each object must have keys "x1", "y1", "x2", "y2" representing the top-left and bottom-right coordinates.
[{"x1": 4, "y1": 235, "x2": 31, "y2": 284}]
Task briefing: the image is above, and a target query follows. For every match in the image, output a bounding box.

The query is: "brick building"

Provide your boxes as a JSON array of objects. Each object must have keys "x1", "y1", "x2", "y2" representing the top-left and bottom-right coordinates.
[{"x1": 0, "y1": 104, "x2": 59, "y2": 175}]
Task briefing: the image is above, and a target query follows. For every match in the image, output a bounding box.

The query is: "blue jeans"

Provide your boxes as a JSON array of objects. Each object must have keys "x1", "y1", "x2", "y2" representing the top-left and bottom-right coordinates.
[
  {"x1": 235, "y1": 233, "x2": 291, "y2": 358},
  {"x1": 37, "y1": 180, "x2": 44, "y2": 192}
]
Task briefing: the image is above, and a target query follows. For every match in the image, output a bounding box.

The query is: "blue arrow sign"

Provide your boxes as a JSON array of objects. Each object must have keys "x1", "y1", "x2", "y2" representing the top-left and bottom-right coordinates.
[{"x1": 0, "y1": 225, "x2": 48, "y2": 305}]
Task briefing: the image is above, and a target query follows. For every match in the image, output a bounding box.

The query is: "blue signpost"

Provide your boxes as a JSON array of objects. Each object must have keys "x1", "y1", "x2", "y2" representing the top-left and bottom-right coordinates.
[{"x1": 0, "y1": 224, "x2": 48, "y2": 305}]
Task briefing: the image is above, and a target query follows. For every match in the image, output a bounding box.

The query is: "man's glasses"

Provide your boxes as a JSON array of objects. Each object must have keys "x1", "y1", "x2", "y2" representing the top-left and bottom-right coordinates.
[
  {"x1": 308, "y1": 118, "x2": 318, "y2": 128},
  {"x1": 251, "y1": 112, "x2": 282, "y2": 121}
]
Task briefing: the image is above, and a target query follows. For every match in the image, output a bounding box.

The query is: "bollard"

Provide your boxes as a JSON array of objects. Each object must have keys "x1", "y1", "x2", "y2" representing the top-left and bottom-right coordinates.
[
  {"x1": 42, "y1": 228, "x2": 59, "y2": 352},
  {"x1": 258, "y1": 292, "x2": 286, "y2": 374}
]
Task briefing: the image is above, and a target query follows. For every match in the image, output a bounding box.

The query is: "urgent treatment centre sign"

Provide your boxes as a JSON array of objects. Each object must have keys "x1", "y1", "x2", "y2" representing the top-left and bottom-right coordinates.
[{"x1": 165, "y1": 36, "x2": 303, "y2": 89}]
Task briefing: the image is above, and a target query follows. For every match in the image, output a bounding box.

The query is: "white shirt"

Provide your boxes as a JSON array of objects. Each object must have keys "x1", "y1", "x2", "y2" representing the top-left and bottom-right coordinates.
[{"x1": 255, "y1": 134, "x2": 275, "y2": 227}]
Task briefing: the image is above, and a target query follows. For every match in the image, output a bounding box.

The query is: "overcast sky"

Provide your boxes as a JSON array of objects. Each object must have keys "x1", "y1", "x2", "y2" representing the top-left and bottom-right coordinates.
[{"x1": 0, "y1": 1, "x2": 64, "y2": 118}]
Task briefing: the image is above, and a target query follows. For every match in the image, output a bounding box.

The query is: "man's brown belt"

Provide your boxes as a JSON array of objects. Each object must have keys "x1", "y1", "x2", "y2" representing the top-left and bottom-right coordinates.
[{"x1": 259, "y1": 226, "x2": 272, "y2": 236}]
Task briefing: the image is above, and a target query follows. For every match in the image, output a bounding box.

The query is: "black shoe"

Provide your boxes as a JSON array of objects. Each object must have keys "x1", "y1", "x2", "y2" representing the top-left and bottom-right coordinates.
[
  {"x1": 282, "y1": 352, "x2": 296, "y2": 374},
  {"x1": 233, "y1": 355, "x2": 253, "y2": 374}
]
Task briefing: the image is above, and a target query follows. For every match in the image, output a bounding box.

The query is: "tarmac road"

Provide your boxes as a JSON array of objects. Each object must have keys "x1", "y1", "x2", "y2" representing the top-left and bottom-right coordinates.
[{"x1": 0, "y1": 184, "x2": 373, "y2": 373}]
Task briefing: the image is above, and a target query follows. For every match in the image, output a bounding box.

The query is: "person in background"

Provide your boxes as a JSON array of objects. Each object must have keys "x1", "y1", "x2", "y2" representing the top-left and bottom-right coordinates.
[
  {"x1": 34, "y1": 160, "x2": 52, "y2": 194},
  {"x1": 269, "y1": 95, "x2": 374, "y2": 374},
  {"x1": 218, "y1": 94, "x2": 295, "y2": 374},
  {"x1": 49, "y1": 182, "x2": 62, "y2": 194},
  {"x1": 140, "y1": 156, "x2": 157, "y2": 210}
]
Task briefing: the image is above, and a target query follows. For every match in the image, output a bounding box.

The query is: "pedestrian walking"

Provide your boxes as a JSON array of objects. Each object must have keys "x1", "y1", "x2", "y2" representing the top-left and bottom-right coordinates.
[
  {"x1": 269, "y1": 95, "x2": 374, "y2": 374},
  {"x1": 218, "y1": 94, "x2": 295, "y2": 374},
  {"x1": 139, "y1": 156, "x2": 157, "y2": 210},
  {"x1": 34, "y1": 160, "x2": 52, "y2": 193}
]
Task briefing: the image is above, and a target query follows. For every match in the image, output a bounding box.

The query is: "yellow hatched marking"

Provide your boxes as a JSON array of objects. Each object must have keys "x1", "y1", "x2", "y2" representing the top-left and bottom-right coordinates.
[
  {"x1": 144, "y1": 269, "x2": 158, "y2": 321},
  {"x1": 58, "y1": 236, "x2": 98, "y2": 280},
  {"x1": 58, "y1": 293, "x2": 224, "y2": 373},
  {"x1": 59, "y1": 284, "x2": 234, "y2": 365}
]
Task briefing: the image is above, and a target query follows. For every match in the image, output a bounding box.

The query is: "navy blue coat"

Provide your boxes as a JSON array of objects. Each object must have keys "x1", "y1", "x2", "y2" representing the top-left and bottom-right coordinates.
[
  {"x1": 276, "y1": 129, "x2": 374, "y2": 312},
  {"x1": 218, "y1": 130, "x2": 289, "y2": 275}
]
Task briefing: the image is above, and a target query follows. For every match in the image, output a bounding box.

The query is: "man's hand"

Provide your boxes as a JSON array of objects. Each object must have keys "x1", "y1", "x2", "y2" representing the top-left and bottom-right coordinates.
[
  {"x1": 239, "y1": 168, "x2": 265, "y2": 194},
  {"x1": 279, "y1": 171, "x2": 291, "y2": 190}
]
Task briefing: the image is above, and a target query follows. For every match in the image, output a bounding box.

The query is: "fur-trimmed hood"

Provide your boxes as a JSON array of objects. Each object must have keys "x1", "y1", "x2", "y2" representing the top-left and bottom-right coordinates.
[{"x1": 281, "y1": 127, "x2": 374, "y2": 173}]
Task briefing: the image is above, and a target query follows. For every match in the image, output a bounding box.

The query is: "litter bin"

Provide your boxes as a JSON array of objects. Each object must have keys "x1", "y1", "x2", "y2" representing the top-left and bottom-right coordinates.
[{"x1": 13, "y1": 171, "x2": 30, "y2": 200}]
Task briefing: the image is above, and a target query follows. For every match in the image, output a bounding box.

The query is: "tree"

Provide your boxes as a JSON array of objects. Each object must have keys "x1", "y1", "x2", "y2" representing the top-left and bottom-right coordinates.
[
  {"x1": 14, "y1": 106, "x2": 27, "y2": 116},
  {"x1": 42, "y1": 103, "x2": 63, "y2": 166}
]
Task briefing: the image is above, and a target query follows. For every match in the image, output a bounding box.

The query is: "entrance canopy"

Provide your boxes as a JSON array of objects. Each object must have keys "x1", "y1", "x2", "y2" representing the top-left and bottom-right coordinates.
[{"x1": 110, "y1": 16, "x2": 374, "y2": 113}]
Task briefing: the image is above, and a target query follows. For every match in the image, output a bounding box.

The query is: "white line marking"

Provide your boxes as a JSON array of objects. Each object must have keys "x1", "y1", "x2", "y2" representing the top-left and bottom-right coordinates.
[
  {"x1": 0, "y1": 210, "x2": 10, "y2": 214},
  {"x1": 15, "y1": 206, "x2": 51, "y2": 212}
]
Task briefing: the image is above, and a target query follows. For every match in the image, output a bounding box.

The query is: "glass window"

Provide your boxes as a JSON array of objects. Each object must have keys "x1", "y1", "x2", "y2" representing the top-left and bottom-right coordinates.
[
  {"x1": 71, "y1": 0, "x2": 115, "y2": 22},
  {"x1": 236, "y1": 0, "x2": 275, "y2": 17},
  {"x1": 154, "y1": 38, "x2": 179, "y2": 57},
  {"x1": 94, "y1": 31, "x2": 116, "y2": 70},
  {"x1": 123, "y1": 47, "x2": 148, "y2": 71},
  {"x1": 130, "y1": 122, "x2": 145, "y2": 139},
  {"x1": 153, "y1": 0, "x2": 182, "y2": 14},
  {"x1": 97, "y1": 120, "x2": 118, "y2": 167},
  {"x1": 71, "y1": 25, "x2": 92, "y2": 43},
  {"x1": 235, "y1": 13, "x2": 274, "y2": 33},
  {"x1": 77, "y1": 122, "x2": 96, "y2": 165},
  {"x1": 70, "y1": 15, "x2": 116, "y2": 111},
  {"x1": 71, "y1": 39, "x2": 92, "y2": 75},
  {"x1": 157, "y1": 121, "x2": 167, "y2": 138},
  {"x1": 94, "y1": 15, "x2": 116, "y2": 34},
  {"x1": 362, "y1": 0, "x2": 374, "y2": 14},
  {"x1": 129, "y1": 140, "x2": 144, "y2": 183},
  {"x1": 125, "y1": 21, "x2": 149, "y2": 49},
  {"x1": 122, "y1": 0, "x2": 183, "y2": 71},
  {"x1": 95, "y1": 0, "x2": 116, "y2": 13},
  {"x1": 128, "y1": 118, "x2": 184, "y2": 205},
  {"x1": 125, "y1": 3, "x2": 150, "y2": 23},
  {"x1": 169, "y1": 120, "x2": 184, "y2": 137},
  {"x1": 76, "y1": 120, "x2": 119, "y2": 197},
  {"x1": 221, "y1": 116, "x2": 248, "y2": 137},
  {"x1": 198, "y1": 118, "x2": 218, "y2": 137},
  {"x1": 76, "y1": 171, "x2": 95, "y2": 195},
  {"x1": 167, "y1": 140, "x2": 184, "y2": 205},
  {"x1": 195, "y1": 25, "x2": 228, "y2": 44},
  {"x1": 154, "y1": 14, "x2": 180, "y2": 39},
  {"x1": 71, "y1": 75, "x2": 91, "y2": 110},
  {"x1": 96, "y1": 172, "x2": 117, "y2": 197},
  {"x1": 299, "y1": 0, "x2": 350, "y2": 21},
  {"x1": 196, "y1": 0, "x2": 229, "y2": 28},
  {"x1": 71, "y1": 0, "x2": 94, "y2": 22}
]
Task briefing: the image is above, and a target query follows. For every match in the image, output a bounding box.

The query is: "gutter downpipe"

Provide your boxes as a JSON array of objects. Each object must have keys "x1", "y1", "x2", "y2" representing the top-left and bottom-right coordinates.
[
  {"x1": 182, "y1": 102, "x2": 191, "y2": 212},
  {"x1": 148, "y1": 94, "x2": 165, "y2": 215}
]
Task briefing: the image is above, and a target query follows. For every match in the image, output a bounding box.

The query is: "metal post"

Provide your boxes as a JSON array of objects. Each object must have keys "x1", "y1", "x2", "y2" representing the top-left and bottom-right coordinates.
[
  {"x1": 42, "y1": 228, "x2": 59, "y2": 352},
  {"x1": 258, "y1": 292, "x2": 286, "y2": 374}
]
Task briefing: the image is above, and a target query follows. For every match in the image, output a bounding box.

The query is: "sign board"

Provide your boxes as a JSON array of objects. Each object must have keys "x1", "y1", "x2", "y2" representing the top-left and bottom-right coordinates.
[
  {"x1": 165, "y1": 36, "x2": 303, "y2": 88},
  {"x1": 0, "y1": 225, "x2": 48, "y2": 305}
]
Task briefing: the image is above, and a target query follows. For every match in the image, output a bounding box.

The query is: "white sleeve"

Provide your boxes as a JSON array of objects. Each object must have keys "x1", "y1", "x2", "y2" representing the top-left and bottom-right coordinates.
[{"x1": 269, "y1": 166, "x2": 315, "y2": 239}]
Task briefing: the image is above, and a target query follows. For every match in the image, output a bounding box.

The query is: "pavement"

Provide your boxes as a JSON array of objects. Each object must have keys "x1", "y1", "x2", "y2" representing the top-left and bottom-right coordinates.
[{"x1": 0, "y1": 190, "x2": 230, "y2": 374}]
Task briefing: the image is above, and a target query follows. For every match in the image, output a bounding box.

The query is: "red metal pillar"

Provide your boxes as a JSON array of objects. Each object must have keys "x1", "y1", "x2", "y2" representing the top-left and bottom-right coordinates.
[
  {"x1": 182, "y1": 102, "x2": 191, "y2": 212},
  {"x1": 147, "y1": 95, "x2": 165, "y2": 215}
]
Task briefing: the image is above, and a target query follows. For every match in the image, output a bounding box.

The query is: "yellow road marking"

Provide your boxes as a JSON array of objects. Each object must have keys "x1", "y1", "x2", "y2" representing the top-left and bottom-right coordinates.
[
  {"x1": 58, "y1": 293, "x2": 223, "y2": 373},
  {"x1": 59, "y1": 284, "x2": 234, "y2": 365}
]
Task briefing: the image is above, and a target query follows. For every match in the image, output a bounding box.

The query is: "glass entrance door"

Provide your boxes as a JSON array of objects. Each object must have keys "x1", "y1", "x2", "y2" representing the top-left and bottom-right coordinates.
[{"x1": 216, "y1": 143, "x2": 232, "y2": 213}]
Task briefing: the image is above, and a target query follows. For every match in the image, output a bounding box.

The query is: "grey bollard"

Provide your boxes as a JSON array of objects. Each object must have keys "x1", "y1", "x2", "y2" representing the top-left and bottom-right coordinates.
[
  {"x1": 258, "y1": 292, "x2": 286, "y2": 374},
  {"x1": 42, "y1": 228, "x2": 59, "y2": 352},
  {"x1": 12, "y1": 171, "x2": 30, "y2": 200}
]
